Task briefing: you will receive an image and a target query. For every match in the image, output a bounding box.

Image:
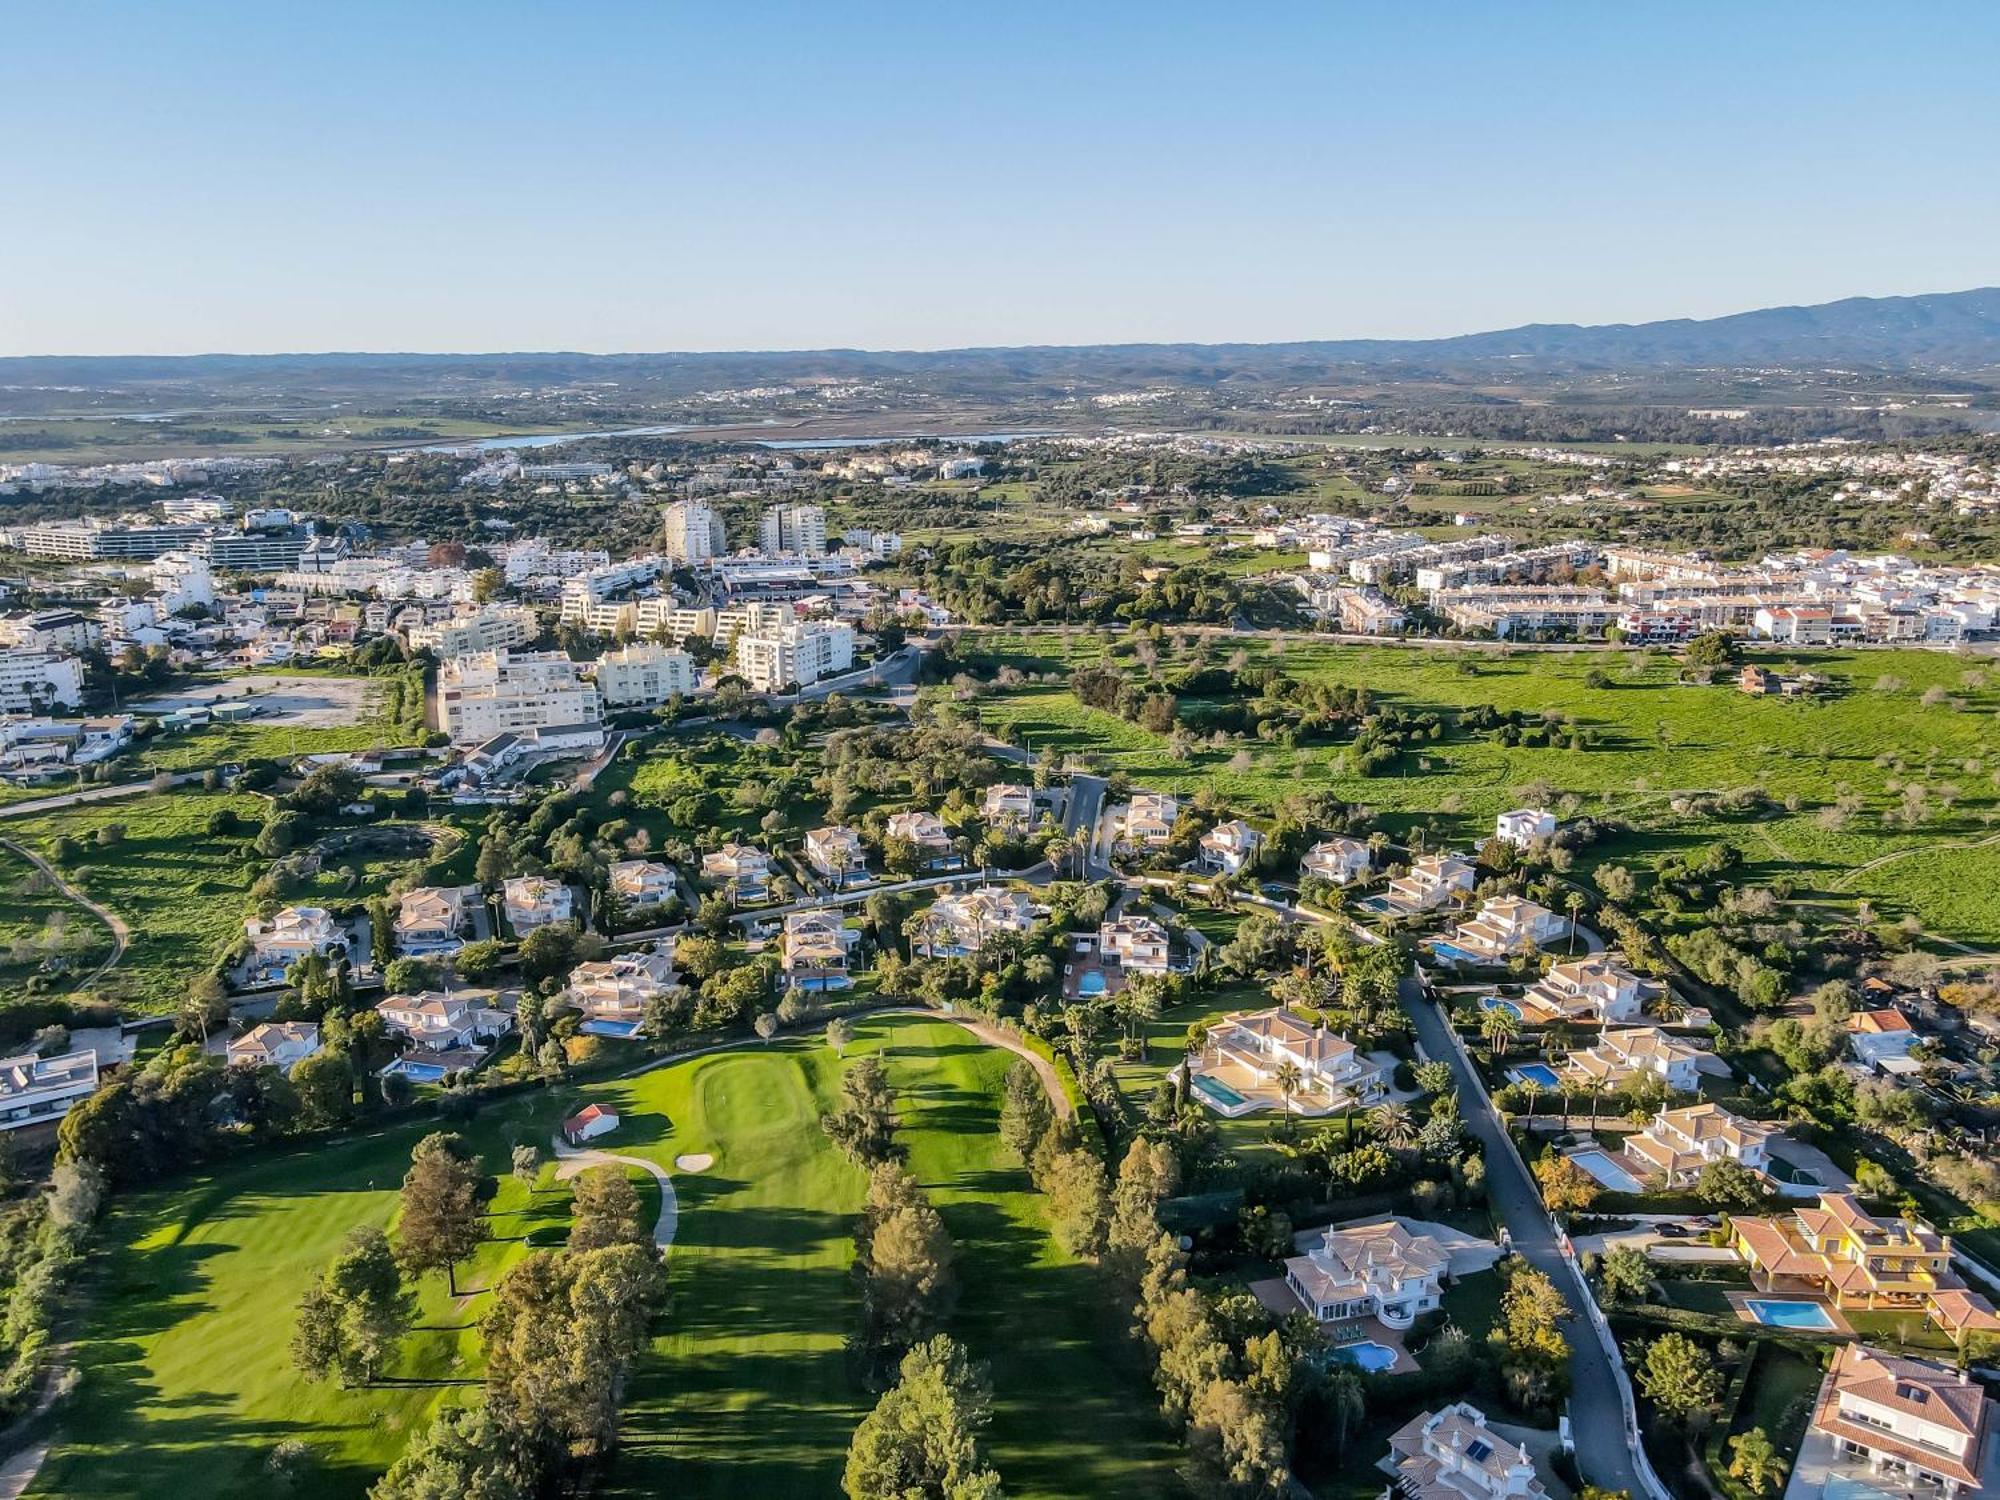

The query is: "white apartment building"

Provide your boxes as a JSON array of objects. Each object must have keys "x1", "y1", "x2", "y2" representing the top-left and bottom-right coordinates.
[
  {"x1": 662, "y1": 500, "x2": 727, "y2": 564},
  {"x1": 409, "y1": 604, "x2": 539, "y2": 656},
  {"x1": 735, "y1": 620, "x2": 855, "y2": 692},
  {"x1": 0, "y1": 609, "x2": 100, "y2": 654},
  {"x1": 151, "y1": 552, "x2": 216, "y2": 614},
  {"x1": 591, "y1": 642, "x2": 699, "y2": 707},
  {"x1": 436, "y1": 650, "x2": 602, "y2": 746},
  {"x1": 0, "y1": 652, "x2": 85, "y2": 716},
  {"x1": 759, "y1": 503, "x2": 829, "y2": 558}
]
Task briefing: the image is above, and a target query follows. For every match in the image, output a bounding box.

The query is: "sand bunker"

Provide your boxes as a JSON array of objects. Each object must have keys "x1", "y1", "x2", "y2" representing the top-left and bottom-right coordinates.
[{"x1": 674, "y1": 1153, "x2": 714, "y2": 1172}]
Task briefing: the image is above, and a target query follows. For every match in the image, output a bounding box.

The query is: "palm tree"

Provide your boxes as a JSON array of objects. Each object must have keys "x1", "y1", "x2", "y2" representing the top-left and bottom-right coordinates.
[
  {"x1": 1274, "y1": 1059, "x2": 1303, "y2": 1114},
  {"x1": 1372, "y1": 1101, "x2": 1415, "y2": 1149},
  {"x1": 1565, "y1": 890, "x2": 1587, "y2": 954},
  {"x1": 1323, "y1": 1364, "x2": 1366, "y2": 1457},
  {"x1": 1521, "y1": 1079, "x2": 1543, "y2": 1123},
  {"x1": 1481, "y1": 1006, "x2": 1521, "y2": 1058}
]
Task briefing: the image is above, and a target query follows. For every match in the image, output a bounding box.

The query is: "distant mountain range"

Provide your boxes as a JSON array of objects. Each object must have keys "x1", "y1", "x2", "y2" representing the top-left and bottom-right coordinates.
[{"x1": 6, "y1": 288, "x2": 2000, "y2": 398}]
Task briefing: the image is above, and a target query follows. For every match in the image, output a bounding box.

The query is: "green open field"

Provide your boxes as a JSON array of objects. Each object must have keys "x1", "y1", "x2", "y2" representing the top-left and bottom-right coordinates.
[
  {"x1": 0, "y1": 842, "x2": 114, "y2": 987},
  {"x1": 32, "y1": 1091, "x2": 607, "y2": 1498},
  {"x1": 953, "y1": 633, "x2": 2000, "y2": 946},
  {"x1": 35, "y1": 1016, "x2": 1176, "y2": 1499},
  {"x1": 4, "y1": 789, "x2": 269, "y2": 1011}
]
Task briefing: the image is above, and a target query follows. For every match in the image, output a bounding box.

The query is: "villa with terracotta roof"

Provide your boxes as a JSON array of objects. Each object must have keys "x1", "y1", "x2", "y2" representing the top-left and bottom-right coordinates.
[
  {"x1": 700, "y1": 843, "x2": 771, "y2": 904},
  {"x1": 1731, "y1": 1193, "x2": 2000, "y2": 1331},
  {"x1": 1437, "y1": 896, "x2": 1566, "y2": 962},
  {"x1": 1383, "y1": 1403, "x2": 1548, "y2": 1500},
  {"x1": 1848, "y1": 1007, "x2": 1922, "y2": 1077},
  {"x1": 1386, "y1": 853, "x2": 1475, "y2": 913},
  {"x1": 1186, "y1": 1006, "x2": 1387, "y2": 1117},
  {"x1": 911, "y1": 887, "x2": 1036, "y2": 957},
  {"x1": 781, "y1": 909, "x2": 856, "y2": 990},
  {"x1": 884, "y1": 809, "x2": 959, "y2": 870},
  {"x1": 1518, "y1": 954, "x2": 1648, "y2": 1024},
  {"x1": 1284, "y1": 1220, "x2": 1449, "y2": 1328},
  {"x1": 1302, "y1": 836, "x2": 1372, "y2": 886},
  {"x1": 1118, "y1": 792, "x2": 1181, "y2": 848},
  {"x1": 1808, "y1": 1344, "x2": 1994, "y2": 1496},
  {"x1": 1624, "y1": 1102, "x2": 1778, "y2": 1187},
  {"x1": 1198, "y1": 818, "x2": 1264, "y2": 875},
  {"x1": 1563, "y1": 1026, "x2": 1703, "y2": 1093},
  {"x1": 804, "y1": 825, "x2": 870, "y2": 889}
]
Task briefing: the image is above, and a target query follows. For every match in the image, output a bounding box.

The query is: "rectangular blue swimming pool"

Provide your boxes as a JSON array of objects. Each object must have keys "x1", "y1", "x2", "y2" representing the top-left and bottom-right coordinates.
[
  {"x1": 1745, "y1": 1298, "x2": 1836, "y2": 1330},
  {"x1": 1430, "y1": 941, "x2": 1485, "y2": 964},
  {"x1": 1511, "y1": 1062, "x2": 1561, "y2": 1088},
  {"x1": 1569, "y1": 1149, "x2": 1645, "y2": 1194},
  {"x1": 1192, "y1": 1074, "x2": 1249, "y2": 1110}
]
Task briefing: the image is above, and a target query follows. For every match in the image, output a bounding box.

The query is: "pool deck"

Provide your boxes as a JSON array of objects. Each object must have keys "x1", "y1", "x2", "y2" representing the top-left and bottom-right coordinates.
[
  {"x1": 1246, "y1": 1278, "x2": 1423, "y2": 1373},
  {"x1": 1728, "y1": 1289, "x2": 1853, "y2": 1334}
]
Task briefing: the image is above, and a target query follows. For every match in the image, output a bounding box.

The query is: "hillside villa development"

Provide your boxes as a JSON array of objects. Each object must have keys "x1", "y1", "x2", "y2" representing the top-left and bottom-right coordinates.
[{"x1": 1185, "y1": 1006, "x2": 1387, "y2": 1117}]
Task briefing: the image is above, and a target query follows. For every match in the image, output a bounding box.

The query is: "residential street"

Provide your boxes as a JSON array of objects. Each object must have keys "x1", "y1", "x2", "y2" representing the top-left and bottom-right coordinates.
[{"x1": 1400, "y1": 973, "x2": 1652, "y2": 1500}]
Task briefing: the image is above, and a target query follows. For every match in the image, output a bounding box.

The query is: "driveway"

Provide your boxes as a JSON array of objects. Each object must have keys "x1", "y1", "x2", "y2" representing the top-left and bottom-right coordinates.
[
  {"x1": 550, "y1": 1135, "x2": 680, "y2": 1254},
  {"x1": 1403, "y1": 974, "x2": 1651, "y2": 1499}
]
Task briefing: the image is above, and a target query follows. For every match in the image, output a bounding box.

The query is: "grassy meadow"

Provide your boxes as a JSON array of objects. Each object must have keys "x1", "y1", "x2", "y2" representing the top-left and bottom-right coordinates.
[{"x1": 951, "y1": 633, "x2": 2000, "y2": 946}]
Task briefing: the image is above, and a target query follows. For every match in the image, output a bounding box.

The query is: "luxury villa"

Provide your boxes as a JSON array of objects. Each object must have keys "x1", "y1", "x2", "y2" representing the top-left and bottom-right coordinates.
[
  {"x1": 1198, "y1": 818, "x2": 1264, "y2": 875},
  {"x1": 1625, "y1": 1102, "x2": 1779, "y2": 1187},
  {"x1": 243, "y1": 906, "x2": 343, "y2": 976},
  {"x1": 1119, "y1": 792, "x2": 1180, "y2": 849},
  {"x1": 1384, "y1": 1404, "x2": 1549, "y2": 1500},
  {"x1": 782, "y1": 909, "x2": 855, "y2": 990},
  {"x1": 1517, "y1": 954, "x2": 1647, "y2": 1024},
  {"x1": 1303, "y1": 836, "x2": 1372, "y2": 886},
  {"x1": 564, "y1": 950, "x2": 676, "y2": 1035},
  {"x1": 1807, "y1": 1344, "x2": 1995, "y2": 1497},
  {"x1": 805, "y1": 825, "x2": 870, "y2": 889},
  {"x1": 1099, "y1": 915, "x2": 1171, "y2": 977},
  {"x1": 1494, "y1": 808, "x2": 1558, "y2": 848},
  {"x1": 701, "y1": 843, "x2": 772, "y2": 904},
  {"x1": 375, "y1": 990, "x2": 514, "y2": 1054},
  {"x1": 1283, "y1": 1220, "x2": 1449, "y2": 1327},
  {"x1": 226, "y1": 1021, "x2": 322, "y2": 1074},
  {"x1": 981, "y1": 783, "x2": 1036, "y2": 829},
  {"x1": 885, "y1": 810, "x2": 958, "y2": 870},
  {"x1": 1730, "y1": 1192, "x2": 2000, "y2": 1333},
  {"x1": 1563, "y1": 1026, "x2": 1703, "y2": 1093},
  {"x1": 1186, "y1": 1006, "x2": 1387, "y2": 1117},
  {"x1": 1435, "y1": 896, "x2": 1566, "y2": 963},
  {"x1": 911, "y1": 887, "x2": 1037, "y2": 957},
  {"x1": 608, "y1": 859, "x2": 677, "y2": 908},
  {"x1": 394, "y1": 886, "x2": 466, "y2": 955},
  {"x1": 1386, "y1": 853, "x2": 1475, "y2": 913},
  {"x1": 502, "y1": 876, "x2": 572, "y2": 933}
]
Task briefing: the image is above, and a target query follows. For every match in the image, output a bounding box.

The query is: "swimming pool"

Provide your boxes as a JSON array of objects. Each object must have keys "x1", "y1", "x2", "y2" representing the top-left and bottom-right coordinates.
[
  {"x1": 1568, "y1": 1149, "x2": 1645, "y2": 1194},
  {"x1": 1077, "y1": 970, "x2": 1107, "y2": 996},
  {"x1": 1356, "y1": 895, "x2": 1400, "y2": 915},
  {"x1": 1332, "y1": 1340, "x2": 1398, "y2": 1373},
  {"x1": 580, "y1": 1018, "x2": 643, "y2": 1039},
  {"x1": 1191, "y1": 1074, "x2": 1249, "y2": 1110},
  {"x1": 1745, "y1": 1298, "x2": 1837, "y2": 1330},
  {"x1": 1430, "y1": 941, "x2": 1485, "y2": 965},
  {"x1": 1479, "y1": 996, "x2": 1524, "y2": 1018},
  {"x1": 1511, "y1": 1062, "x2": 1561, "y2": 1088},
  {"x1": 387, "y1": 1060, "x2": 448, "y2": 1083}
]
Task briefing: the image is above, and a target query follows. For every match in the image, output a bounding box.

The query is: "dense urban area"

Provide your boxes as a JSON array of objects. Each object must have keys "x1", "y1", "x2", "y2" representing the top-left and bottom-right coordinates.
[{"x1": 3, "y1": 346, "x2": 2000, "y2": 1500}]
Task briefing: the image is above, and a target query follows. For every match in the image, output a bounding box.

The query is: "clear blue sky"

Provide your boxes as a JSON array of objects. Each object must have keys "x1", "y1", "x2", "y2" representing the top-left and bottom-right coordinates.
[{"x1": 5, "y1": 1, "x2": 1996, "y2": 356}]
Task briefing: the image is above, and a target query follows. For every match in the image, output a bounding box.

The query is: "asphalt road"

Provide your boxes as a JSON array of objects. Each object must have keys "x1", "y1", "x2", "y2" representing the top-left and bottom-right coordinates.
[{"x1": 1400, "y1": 973, "x2": 1649, "y2": 1499}]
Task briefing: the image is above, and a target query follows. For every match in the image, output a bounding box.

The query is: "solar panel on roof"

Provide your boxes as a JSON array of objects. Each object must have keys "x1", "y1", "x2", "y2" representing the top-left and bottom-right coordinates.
[{"x1": 1466, "y1": 1441, "x2": 1493, "y2": 1463}]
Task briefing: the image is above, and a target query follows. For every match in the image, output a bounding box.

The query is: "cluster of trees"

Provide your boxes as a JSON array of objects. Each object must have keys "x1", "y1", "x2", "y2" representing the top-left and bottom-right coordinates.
[
  {"x1": 0, "y1": 1160, "x2": 103, "y2": 1424},
  {"x1": 289, "y1": 1130, "x2": 666, "y2": 1498}
]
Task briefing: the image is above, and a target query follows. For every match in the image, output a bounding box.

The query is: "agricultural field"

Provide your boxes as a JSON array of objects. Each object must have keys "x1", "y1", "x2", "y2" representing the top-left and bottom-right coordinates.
[
  {"x1": 949, "y1": 633, "x2": 2000, "y2": 947},
  {"x1": 33, "y1": 1015, "x2": 1176, "y2": 1500}
]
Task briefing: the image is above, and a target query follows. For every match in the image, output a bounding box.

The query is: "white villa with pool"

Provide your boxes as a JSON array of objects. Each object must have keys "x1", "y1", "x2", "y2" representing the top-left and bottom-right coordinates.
[
  {"x1": 1284, "y1": 1220, "x2": 1449, "y2": 1328},
  {"x1": 1185, "y1": 1006, "x2": 1387, "y2": 1117}
]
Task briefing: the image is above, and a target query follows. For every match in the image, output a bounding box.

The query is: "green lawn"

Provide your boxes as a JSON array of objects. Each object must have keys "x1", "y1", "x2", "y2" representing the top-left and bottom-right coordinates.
[
  {"x1": 598, "y1": 1015, "x2": 1179, "y2": 1499},
  {"x1": 31, "y1": 1093, "x2": 599, "y2": 1498},
  {"x1": 36, "y1": 1016, "x2": 1178, "y2": 1499},
  {"x1": 0, "y1": 842, "x2": 113, "y2": 987},
  {"x1": 954, "y1": 636, "x2": 2000, "y2": 946}
]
